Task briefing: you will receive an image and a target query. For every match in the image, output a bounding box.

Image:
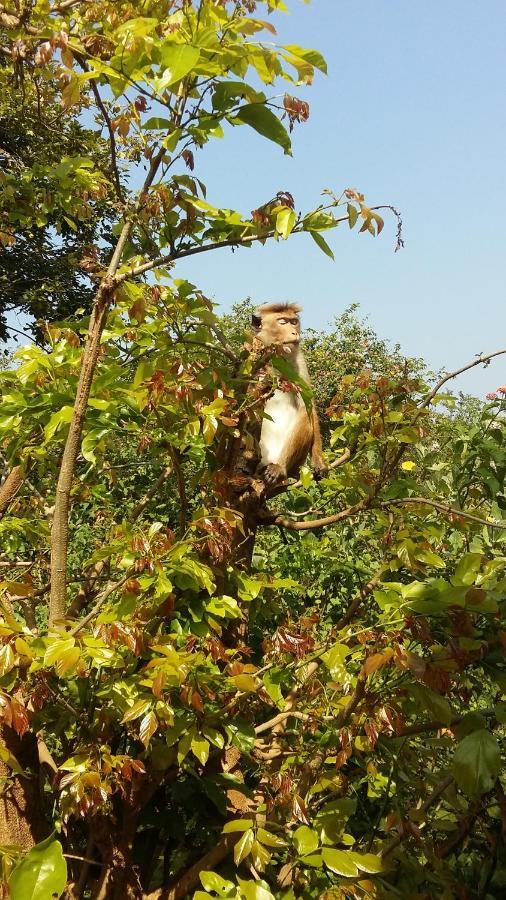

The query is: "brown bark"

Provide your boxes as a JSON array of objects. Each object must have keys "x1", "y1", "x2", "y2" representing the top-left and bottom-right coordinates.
[
  {"x1": 144, "y1": 834, "x2": 238, "y2": 900},
  {"x1": 0, "y1": 723, "x2": 49, "y2": 848},
  {"x1": 0, "y1": 465, "x2": 24, "y2": 519},
  {"x1": 49, "y1": 284, "x2": 113, "y2": 625}
]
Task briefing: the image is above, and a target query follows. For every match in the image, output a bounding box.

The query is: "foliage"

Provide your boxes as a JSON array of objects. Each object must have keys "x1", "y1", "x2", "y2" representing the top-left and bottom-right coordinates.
[
  {"x1": 0, "y1": 72, "x2": 114, "y2": 342},
  {"x1": 0, "y1": 3, "x2": 505, "y2": 900}
]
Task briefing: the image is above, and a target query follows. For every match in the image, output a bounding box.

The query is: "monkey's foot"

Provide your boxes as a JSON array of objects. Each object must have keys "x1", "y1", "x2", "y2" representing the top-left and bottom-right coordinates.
[
  {"x1": 313, "y1": 462, "x2": 329, "y2": 481},
  {"x1": 261, "y1": 463, "x2": 286, "y2": 487}
]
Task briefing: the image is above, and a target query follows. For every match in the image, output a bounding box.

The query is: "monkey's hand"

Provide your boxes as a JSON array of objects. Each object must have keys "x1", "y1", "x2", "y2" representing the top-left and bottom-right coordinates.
[{"x1": 261, "y1": 463, "x2": 286, "y2": 487}]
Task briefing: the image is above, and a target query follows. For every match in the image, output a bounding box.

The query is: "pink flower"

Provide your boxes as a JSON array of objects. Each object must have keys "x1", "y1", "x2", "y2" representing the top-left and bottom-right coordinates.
[
  {"x1": 497, "y1": 385, "x2": 506, "y2": 395},
  {"x1": 486, "y1": 392, "x2": 498, "y2": 400}
]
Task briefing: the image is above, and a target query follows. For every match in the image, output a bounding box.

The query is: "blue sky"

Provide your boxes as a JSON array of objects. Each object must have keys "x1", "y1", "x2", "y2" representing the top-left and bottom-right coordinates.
[{"x1": 174, "y1": 0, "x2": 506, "y2": 397}]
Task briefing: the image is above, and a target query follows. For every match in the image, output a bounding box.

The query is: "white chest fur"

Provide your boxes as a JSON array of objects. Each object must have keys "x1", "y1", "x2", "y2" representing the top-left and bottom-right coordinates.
[{"x1": 259, "y1": 348, "x2": 308, "y2": 466}]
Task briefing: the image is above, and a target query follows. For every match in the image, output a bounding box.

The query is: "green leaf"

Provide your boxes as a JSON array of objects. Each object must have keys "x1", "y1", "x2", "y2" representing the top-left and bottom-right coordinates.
[
  {"x1": 224, "y1": 720, "x2": 255, "y2": 753},
  {"x1": 237, "y1": 878, "x2": 276, "y2": 900},
  {"x1": 43, "y1": 406, "x2": 74, "y2": 443},
  {"x1": 349, "y1": 852, "x2": 384, "y2": 874},
  {"x1": 453, "y1": 729, "x2": 501, "y2": 797},
  {"x1": 122, "y1": 699, "x2": 152, "y2": 723},
  {"x1": 233, "y1": 104, "x2": 291, "y2": 155},
  {"x1": 321, "y1": 847, "x2": 359, "y2": 877},
  {"x1": 9, "y1": 836, "x2": 67, "y2": 900},
  {"x1": 144, "y1": 117, "x2": 173, "y2": 130},
  {"x1": 453, "y1": 553, "x2": 483, "y2": 586},
  {"x1": 234, "y1": 828, "x2": 254, "y2": 865},
  {"x1": 262, "y1": 669, "x2": 285, "y2": 707},
  {"x1": 409, "y1": 684, "x2": 452, "y2": 725},
  {"x1": 156, "y1": 43, "x2": 200, "y2": 88},
  {"x1": 200, "y1": 871, "x2": 234, "y2": 894},
  {"x1": 256, "y1": 828, "x2": 286, "y2": 848},
  {"x1": 293, "y1": 825, "x2": 319, "y2": 856},
  {"x1": 43, "y1": 637, "x2": 75, "y2": 668},
  {"x1": 115, "y1": 17, "x2": 158, "y2": 38},
  {"x1": 495, "y1": 702, "x2": 506, "y2": 724},
  {"x1": 283, "y1": 45, "x2": 328, "y2": 74},
  {"x1": 309, "y1": 230, "x2": 334, "y2": 259},
  {"x1": 0, "y1": 743, "x2": 28, "y2": 776},
  {"x1": 321, "y1": 643, "x2": 350, "y2": 682},
  {"x1": 191, "y1": 736, "x2": 210, "y2": 765},
  {"x1": 275, "y1": 207, "x2": 296, "y2": 239},
  {"x1": 347, "y1": 203, "x2": 359, "y2": 228},
  {"x1": 223, "y1": 818, "x2": 254, "y2": 834},
  {"x1": 212, "y1": 81, "x2": 265, "y2": 111}
]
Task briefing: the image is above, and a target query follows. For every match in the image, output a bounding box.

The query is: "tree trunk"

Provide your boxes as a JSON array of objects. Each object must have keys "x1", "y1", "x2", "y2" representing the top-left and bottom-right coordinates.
[{"x1": 0, "y1": 724, "x2": 49, "y2": 848}]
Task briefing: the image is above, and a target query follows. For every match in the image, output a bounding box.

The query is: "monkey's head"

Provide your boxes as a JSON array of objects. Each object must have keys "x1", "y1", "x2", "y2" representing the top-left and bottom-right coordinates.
[{"x1": 252, "y1": 303, "x2": 302, "y2": 350}]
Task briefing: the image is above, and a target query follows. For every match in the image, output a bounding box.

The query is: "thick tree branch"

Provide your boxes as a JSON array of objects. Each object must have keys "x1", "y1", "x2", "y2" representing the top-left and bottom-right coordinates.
[
  {"x1": 269, "y1": 498, "x2": 369, "y2": 531},
  {"x1": 144, "y1": 834, "x2": 239, "y2": 900},
  {"x1": 129, "y1": 464, "x2": 173, "y2": 522},
  {"x1": 49, "y1": 148, "x2": 166, "y2": 625},
  {"x1": 383, "y1": 708, "x2": 495, "y2": 739},
  {"x1": 119, "y1": 201, "x2": 398, "y2": 283},
  {"x1": 435, "y1": 799, "x2": 482, "y2": 859},
  {"x1": 0, "y1": 465, "x2": 24, "y2": 519}
]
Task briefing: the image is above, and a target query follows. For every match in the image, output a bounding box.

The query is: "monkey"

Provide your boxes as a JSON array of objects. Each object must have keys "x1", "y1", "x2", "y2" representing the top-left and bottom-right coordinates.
[{"x1": 251, "y1": 303, "x2": 327, "y2": 487}]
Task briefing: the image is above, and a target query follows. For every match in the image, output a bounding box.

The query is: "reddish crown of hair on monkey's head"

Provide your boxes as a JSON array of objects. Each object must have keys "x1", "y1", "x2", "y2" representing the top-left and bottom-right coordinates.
[{"x1": 255, "y1": 302, "x2": 302, "y2": 318}]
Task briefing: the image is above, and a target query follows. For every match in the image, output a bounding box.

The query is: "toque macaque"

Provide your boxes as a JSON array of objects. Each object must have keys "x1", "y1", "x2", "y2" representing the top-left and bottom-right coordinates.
[{"x1": 251, "y1": 303, "x2": 327, "y2": 486}]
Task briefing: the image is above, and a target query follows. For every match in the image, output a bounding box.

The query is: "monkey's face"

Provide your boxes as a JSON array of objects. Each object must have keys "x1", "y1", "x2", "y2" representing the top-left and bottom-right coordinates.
[
  {"x1": 255, "y1": 313, "x2": 300, "y2": 348},
  {"x1": 275, "y1": 314, "x2": 300, "y2": 345}
]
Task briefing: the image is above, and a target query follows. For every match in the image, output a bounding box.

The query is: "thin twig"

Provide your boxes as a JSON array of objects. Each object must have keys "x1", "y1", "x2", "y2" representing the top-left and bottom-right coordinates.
[
  {"x1": 129, "y1": 464, "x2": 172, "y2": 522},
  {"x1": 417, "y1": 349, "x2": 506, "y2": 414},
  {"x1": 70, "y1": 574, "x2": 130, "y2": 636},
  {"x1": 381, "y1": 775, "x2": 454, "y2": 858},
  {"x1": 382, "y1": 497, "x2": 506, "y2": 529}
]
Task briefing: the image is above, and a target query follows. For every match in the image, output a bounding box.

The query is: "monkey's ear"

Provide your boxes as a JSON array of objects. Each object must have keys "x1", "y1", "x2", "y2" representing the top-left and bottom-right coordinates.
[{"x1": 251, "y1": 314, "x2": 262, "y2": 329}]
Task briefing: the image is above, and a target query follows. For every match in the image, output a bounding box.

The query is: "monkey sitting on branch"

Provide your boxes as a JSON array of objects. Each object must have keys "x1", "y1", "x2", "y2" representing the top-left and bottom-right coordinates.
[{"x1": 251, "y1": 303, "x2": 327, "y2": 487}]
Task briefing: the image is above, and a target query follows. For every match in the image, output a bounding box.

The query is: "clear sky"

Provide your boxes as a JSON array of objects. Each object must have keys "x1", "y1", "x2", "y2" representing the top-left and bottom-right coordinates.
[{"x1": 174, "y1": 0, "x2": 506, "y2": 397}]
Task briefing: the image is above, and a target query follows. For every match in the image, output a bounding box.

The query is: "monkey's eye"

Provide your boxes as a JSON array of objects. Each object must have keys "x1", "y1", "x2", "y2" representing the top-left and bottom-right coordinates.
[{"x1": 277, "y1": 318, "x2": 288, "y2": 324}]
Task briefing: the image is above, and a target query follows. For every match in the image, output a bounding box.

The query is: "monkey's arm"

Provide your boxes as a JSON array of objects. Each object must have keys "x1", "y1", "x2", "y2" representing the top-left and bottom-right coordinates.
[{"x1": 311, "y1": 401, "x2": 328, "y2": 478}]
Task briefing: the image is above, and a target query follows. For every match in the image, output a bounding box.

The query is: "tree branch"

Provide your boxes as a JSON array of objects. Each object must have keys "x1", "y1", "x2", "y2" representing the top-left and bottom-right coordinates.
[
  {"x1": 78, "y1": 56, "x2": 123, "y2": 201},
  {"x1": 269, "y1": 498, "x2": 369, "y2": 531},
  {"x1": 381, "y1": 497, "x2": 506, "y2": 529},
  {"x1": 69, "y1": 574, "x2": 131, "y2": 637},
  {"x1": 129, "y1": 464, "x2": 173, "y2": 522},
  {"x1": 144, "y1": 834, "x2": 239, "y2": 900},
  {"x1": 334, "y1": 567, "x2": 386, "y2": 630},
  {"x1": 381, "y1": 775, "x2": 454, "y2": 858},
  {"x1": 417, "y1": 349, "x2": 506, "y2": 413},
  {"x1": 0, "y1": 465, "x2": 24, "y2": 520},
  {"x1": 49, "y1": 148, "x2": 166, "y2": 625}
]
